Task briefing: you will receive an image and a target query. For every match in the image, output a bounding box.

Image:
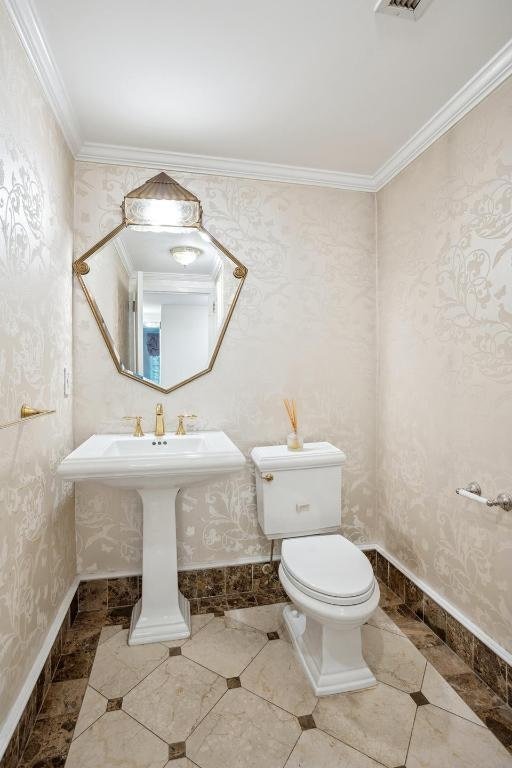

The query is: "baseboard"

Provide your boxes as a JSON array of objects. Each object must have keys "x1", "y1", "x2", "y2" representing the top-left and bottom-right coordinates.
[
  {"x1": 374, "y1": 544, "x2": 512, "y2": 667},
  {"x1": 0, "y1": 576, "x2": 80, "y2": 762}
]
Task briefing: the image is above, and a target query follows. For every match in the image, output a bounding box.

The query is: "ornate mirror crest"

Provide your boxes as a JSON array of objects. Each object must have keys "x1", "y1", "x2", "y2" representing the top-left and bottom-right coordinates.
[{"x1": 73, "y1": 173, "x2": 247, "y2": 394}]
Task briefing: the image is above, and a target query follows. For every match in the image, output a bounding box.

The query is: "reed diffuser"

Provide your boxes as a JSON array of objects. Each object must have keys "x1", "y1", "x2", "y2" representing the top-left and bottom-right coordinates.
[{"x1": 284, "y1": 398, "x2": 304, "y2": 451}]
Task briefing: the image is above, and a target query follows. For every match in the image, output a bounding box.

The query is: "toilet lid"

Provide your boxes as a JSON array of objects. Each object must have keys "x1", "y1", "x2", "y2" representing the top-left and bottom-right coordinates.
[{"x1": 280, "y1": 535, "x2": 375, "y2": 604}]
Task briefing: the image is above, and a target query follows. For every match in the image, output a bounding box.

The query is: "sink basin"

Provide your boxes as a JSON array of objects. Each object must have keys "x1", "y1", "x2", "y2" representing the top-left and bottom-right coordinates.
[
  {"x1": 57, "y1": 431, "x2": 245, "y2": 489},
  {"x1": 58, "y1": 431, "x2": 245, "y2": 645}
]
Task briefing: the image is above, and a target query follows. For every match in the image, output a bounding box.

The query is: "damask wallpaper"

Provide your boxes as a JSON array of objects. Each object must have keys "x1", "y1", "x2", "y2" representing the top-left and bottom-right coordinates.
[
  {"x1": 0, "y1": 1, "x2": 75, "y2": 729},
  {"x1": 377, "y1": 78, "x2": 512, "y2": 653},
  {"x1": 73, "y1": 163, "x2": 377, "y2": 574}
]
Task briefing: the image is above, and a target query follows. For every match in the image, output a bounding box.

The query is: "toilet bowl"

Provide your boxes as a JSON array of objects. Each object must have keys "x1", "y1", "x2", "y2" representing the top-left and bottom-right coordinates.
[
  {"x1": 250, "y1": 442, "x2": 379, "y2": 696},
  {"x1": 279, "y1": 534, "x2": 379, "y2": 695}
]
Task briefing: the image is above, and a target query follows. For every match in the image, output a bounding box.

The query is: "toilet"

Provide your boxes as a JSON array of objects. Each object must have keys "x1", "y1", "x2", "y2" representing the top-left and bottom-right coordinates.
[{"x1": 251, "y1": 442, "x2": 379, "y2": 696}]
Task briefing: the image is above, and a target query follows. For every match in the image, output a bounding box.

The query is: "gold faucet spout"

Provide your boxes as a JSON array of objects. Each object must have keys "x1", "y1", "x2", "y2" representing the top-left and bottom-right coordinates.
[{"x1": 155, "y1": 403, "x2": 165, "y2": 437}]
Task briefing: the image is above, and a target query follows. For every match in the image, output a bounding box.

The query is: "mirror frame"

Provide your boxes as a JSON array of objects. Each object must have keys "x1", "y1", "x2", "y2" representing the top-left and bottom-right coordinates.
[{"x1": 73, "y1": 222, "x2": 248, "y2": 394}]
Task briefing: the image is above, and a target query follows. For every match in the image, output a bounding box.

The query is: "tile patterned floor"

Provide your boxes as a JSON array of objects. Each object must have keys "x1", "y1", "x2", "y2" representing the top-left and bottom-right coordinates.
[{"x1": 18, "y1": 582, "x2": 512, "y2": 768}]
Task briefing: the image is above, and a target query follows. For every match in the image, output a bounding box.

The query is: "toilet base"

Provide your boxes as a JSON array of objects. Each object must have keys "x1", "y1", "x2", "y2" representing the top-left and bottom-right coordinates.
[{"x1": 283, "y1": 604, "x2": 377, "y2": 696}]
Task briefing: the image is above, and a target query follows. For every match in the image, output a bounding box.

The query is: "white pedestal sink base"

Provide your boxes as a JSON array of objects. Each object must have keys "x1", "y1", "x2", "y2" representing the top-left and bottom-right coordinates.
[{"x1": 128, "y1": 487, "x2": 191, "y2": 646}]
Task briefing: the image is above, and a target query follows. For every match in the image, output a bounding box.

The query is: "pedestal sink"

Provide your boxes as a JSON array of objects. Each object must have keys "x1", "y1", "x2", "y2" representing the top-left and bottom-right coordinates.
[{"x1": 57, "y1": 432, "x2": 245, "y2": 645}]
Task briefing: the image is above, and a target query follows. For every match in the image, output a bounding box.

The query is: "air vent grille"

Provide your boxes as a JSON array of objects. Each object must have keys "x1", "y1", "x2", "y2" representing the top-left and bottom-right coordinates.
[{"x1": 375, "y1": 0, "x2": 433, "y2": 20}]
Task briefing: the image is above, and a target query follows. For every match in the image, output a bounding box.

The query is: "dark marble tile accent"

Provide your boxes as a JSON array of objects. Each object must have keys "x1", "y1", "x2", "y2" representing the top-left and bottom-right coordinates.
[
  {"x1": 267, "y1": 631, "x2": 279, "y2": 641},
  {"x1": 298, "y1": 715, "x2": 316, "y2": 730},
  {"x1": 168, "y1": 742, "x2": 186, "y2": 760},
  {"x1": 196, "y1": 568, "x2": 225, "y2": 599},
  {"x1": 473, "y1": 637, "x2": 508, "y2": 702},
  {"x1": 446, "y1": 615, "x2": 474, "y2": 667},
  {"x1": 178, "y1": 570, "x2": 198, "y2": 599},
  {"x1": 375, "y1": 552, "x2": 389, "y2": 584},
  {"x1": 53, "y1": 650, "x2": 96, "y2": 683},
  {"x1": 446, "y1": 671, "x2": 504, "y2": 715},
  {"x1": 169, "y1": 647, "x2": 182, "y2": 657},
  {"x1": 69, "y1": 591, "x2": 79, "y2": 627},
  {"x1": 363, "y1": 549, "x2": 377, "y2": 569},
  {"x1": 77, "y1": 580, "x2": 107, "y2": 612},
  {"x1": 17, "y1": 688, "x2": 37, "y2": 757},
  {"x1": 255, "y1": 591, "x2": 290, "y2": 606},
  {"x1": 508, "y1": 664, "x2": 512, "y2": 708},
  {"x1": 422, "y1": 644, "x2": 471, "y2": 679},
  {"x1": 106, "y1": 698, "x2": 123, "y2": 712},
  {"x1": 62, "y1": 627, "x2": 101, "y2": 655},
  {"x1": 195, "y1": 596, "x2": 229, "y2": 615},
  {"x1": 107, "y1": 576, "x2": 141, "y2": 608},
  {"x1": 403, "y1": 576, "x2": 423, "y2": 620},
  {"x1": 388, "y1": 563, "x2": 406, "y2": 602},
  {"x1": 0, "y1": 727, "x2": 18, "y2": 768},
  {"x1": 35, "y1": 656, "x2": 53, "y2": 713},
  {"x1": 189, "y1": 598, "x2": 200, "y2": 615},
  {"x1": 253, "y1": 562, "x2": 281, "y2": 593},
  {"x1": 69, "y1": 610, "x2": 108, "y2": 631},
  {"x1": 378, "y1": 581, "x2": 402, "y2": 609},
  {"x1": 18, "y1": 715, "x2": 75, "y2": 768},
  {"x1": 105, "y1": 605, "x2": 133, "y2": 628},
  {"x1": 423, "y1": 596, "x2": 447, "y2": 642},
  {"x1": 479, "y1": 705, "x2": 512, "y2": 750},
  {"x1": 225, "y1": 564, "x2": 253, "y2": 594},
  {"x1": 410, "y1": 691, "x2": 429, "y2": 706},
  {"x1": 227, "y1": 677, "x2": 241, "y2": 689},
  {"x1": 225, "y1": 593, "x2": 258, "y2": 610},
  {"x1": 38, "y1": 679, "x2": 88, "y2": 720}
]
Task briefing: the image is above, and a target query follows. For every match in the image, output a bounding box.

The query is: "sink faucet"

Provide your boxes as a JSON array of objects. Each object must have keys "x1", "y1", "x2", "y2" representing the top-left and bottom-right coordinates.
[
  {"x1": 155, "y1": 403, "x2": 165, "y2": 437},
  {"x1": 175, "y1": 413, "x2": 197, "y2": 435}
]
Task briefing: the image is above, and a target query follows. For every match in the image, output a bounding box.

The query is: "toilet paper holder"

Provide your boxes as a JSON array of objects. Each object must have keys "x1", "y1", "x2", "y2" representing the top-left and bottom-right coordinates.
[{"x1": 455, "y1": 482, "x2": 512, "y2": 512}]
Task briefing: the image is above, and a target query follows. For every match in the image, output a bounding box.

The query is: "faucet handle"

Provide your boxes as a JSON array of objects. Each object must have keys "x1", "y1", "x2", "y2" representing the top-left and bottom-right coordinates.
[
  {"x1": 175, "y1": 414, "x2": 197, "y2": 436},
  {"x1": 123, "y1": 416, "x2": 144, "y2": 437}
]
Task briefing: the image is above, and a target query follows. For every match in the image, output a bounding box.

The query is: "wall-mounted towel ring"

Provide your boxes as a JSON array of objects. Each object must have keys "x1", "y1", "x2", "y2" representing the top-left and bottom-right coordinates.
[{"x1": 456, "y1": 482, "x2": 512, "y2": 512}]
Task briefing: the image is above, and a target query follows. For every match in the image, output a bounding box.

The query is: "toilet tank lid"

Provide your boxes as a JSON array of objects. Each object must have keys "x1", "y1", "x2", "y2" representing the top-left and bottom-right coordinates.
[{"x1": 251, "y1": 442, "x2": 346, "y2": 471}]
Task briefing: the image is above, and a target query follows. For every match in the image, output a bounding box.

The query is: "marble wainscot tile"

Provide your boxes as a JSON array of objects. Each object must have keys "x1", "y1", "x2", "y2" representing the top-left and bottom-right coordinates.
[
  {"x1": 388, "y1": 563, "x2": 406, "y2": 601},
  {"x1": 362, "y1": 624, "x2": 426, "y2": 692},
  {"x1": 225, "y1": 564, "x2": 253, "y2": 594},
  {"x1": 286, "y1": 728, "x2": 383, "y2": 768},
  {"x1": 313, "y1": 682, "x2": 416, "y2": 767},
  {"x1": 62, "y1": 625, "x2": 101, "y2": 655},
  {"x1": 37, "y1": 679, "x2": 88, "y2": 720},
  {"x1": 473, "y1": 636, "x2": 508, "y2": 701},
  {"x1": 404, "y1": 576, "x2": 424, "y2": 619},
  {"x1": 0, "y1": 730, "x2": 19, "y2": 768},
  {"x1": 78, "y1": 580, "x2": 108, "y2": 612},
  {"x1": 377, "y1": 581, "x2": 402, "y2": 608},
  {"x1": 252, "y1": 562, "x2": 282, "y2": 594},
  {"x1": 375, "y1": 552, "x2": 389, "y2": 583},
  {"x1": 407, "y1": 704, "x2": 512, "y2": 768},
  {"x1": 480, "y1": 705, "x2": 512, "y2": 752},
  {"x1": 88, "y1": 629, "x2": 168, "y2": 698},
  {"x1": 240, "y1": 638, "x2": 317, "y2": 716},
  {"x1": 123, "y1": 655, "x2": 226, "y2": 742},
  {"x1": 65, "y1": 710, "x2": 168, "y2": 768},
  {"x1": 18, "y1": 715, "x2": 76, "y2": 768},
  {"x1": 446, "y1": 615, "x2": 474, "y2": 667},
  {"x1": 423, "y1": 596, "x2": 447, "y2": 642},
  {"x1": 446, "y1": 671, "x2": 505, "y2": 717},
  {"x1": 195, "y1": 568, "x2": 225, "y2": 598},
  {"x1": 182, "y1": 617, "x2": 267, "y2": 677},
  {"x1": 107, "y1": 576, "x2": 141, "y2": 608},
  {"x1": 186, "y1": 687, "x2": 301, "y2": 768},
  {"x1": 53, "y1": 650, "x2": 96, "y2": 683}
]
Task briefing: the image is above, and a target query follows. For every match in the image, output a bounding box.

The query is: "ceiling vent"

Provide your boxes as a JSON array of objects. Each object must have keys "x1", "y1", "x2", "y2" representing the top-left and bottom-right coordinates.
[{"x1": 374, "y1": 0, "x2": 434, "y2": 21}]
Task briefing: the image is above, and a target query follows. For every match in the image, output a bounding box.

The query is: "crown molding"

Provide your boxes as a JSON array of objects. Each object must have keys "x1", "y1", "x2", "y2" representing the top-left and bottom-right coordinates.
[
  {"x1": 373, "y1": 38, "x2": 512, "y2": 190},
  {"x1": 5, "y1": 0, "x2": 512, "y2": 192},
  {"x1": 4, "y1": 0, "x2": 81, "y2": 154},
  {"x1": 77, "y1": 142, "x2": 377, "y2": 192}
]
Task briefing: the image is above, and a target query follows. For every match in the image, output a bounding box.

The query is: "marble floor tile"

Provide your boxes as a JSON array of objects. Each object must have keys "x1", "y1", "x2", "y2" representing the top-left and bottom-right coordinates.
[
  {"x1": 98, "y1": 625, "x2": 124, "y2": 645},
  {"x1": 65, "y1": 710, "x2": 168, "y2": 768},
  {"x1": 240, "y1": 638, "x2": 317, "y2": 716},
  {"x1": 88, "y1": 629, "x2": 168, "y2": 698},
  {"x1": 421, "y1": 663, "x2": 482, "y2": 725},
  {"x1": 73, "y1": 686, "x2": 108, "y2": 739},
  {"x1": 406, "y1": 704, "x2": 512, "y2": 767},
  {"x1": 225, "y1": 602, "x2": 287, "y2": 633},
  {"x1": 314, "y1": 682, "x2": 416, "y2": 767},
  {"x1": 366, "y1": 606, "x2": 404, "y2": 636},
  {"x1": 163, "y1": 761, "x2": 197, "y2": 768},
  {"x1": 123, "y1": 655, "x2": 226, "y2": 743},
  {"x1": 161, "y1": 613, "x2": 214, "y2": 649},
  {"x1": 186, "y1": 687, "x2": 301, "y2": 768},
  {"x1": 181, "y1": 617, "x2": 267, "y2": 678},
  {"x1": 378, "y1": 581, "x2": 402, "y2": 608},
  {"x1": 362, "y1": 624, "x2": 426, "y2": 692},
  {"x1": 38, "y1": 678, "x2": 88, "y2": 720},
  {"x1": 285, "y1": 728, "x2": 384, "y2": 768}
]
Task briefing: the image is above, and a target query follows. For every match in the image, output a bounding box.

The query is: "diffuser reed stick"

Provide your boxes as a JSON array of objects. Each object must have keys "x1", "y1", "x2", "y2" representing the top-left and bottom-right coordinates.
[{"x1": 284, "y1": 398, "x2": 303, "y2": 450}]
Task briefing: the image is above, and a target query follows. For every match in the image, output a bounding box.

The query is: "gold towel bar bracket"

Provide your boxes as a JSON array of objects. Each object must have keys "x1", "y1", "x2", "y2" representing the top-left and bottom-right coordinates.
[{"x1": 0, "y1": 404, "x2": 56, "y2": 431}]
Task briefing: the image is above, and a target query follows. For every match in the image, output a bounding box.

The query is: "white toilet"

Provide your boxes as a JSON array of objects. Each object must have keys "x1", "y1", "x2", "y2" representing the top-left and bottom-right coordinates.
[{"x1": 251, "y1": 442, "x2": 379, "y2": 696}]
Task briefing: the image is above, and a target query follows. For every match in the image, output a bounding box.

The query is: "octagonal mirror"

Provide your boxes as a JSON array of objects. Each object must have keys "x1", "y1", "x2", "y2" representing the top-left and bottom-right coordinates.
[{"x1": 73, "y1": 173, "x2": 247, "y2": 393}]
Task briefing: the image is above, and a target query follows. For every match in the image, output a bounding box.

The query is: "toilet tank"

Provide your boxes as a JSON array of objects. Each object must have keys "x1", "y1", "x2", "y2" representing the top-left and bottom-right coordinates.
[{"x1": 250, "y1": 442, "x2": 346, "y2": 539}]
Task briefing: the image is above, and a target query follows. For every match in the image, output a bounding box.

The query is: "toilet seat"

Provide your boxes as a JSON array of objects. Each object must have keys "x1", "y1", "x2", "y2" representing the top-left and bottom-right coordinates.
[{"x1": 280, "y1": 534, "x2": 375, "y2": 606}]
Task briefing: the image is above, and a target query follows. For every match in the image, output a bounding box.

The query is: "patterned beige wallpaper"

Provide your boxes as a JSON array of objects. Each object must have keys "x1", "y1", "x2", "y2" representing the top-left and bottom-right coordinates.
[
  {"x1": 0, "y1": 2, "x2": 75, "y2": 728},
  {"x1": 377, "y1": 77, "x2": 512, "y2": 653},
  {"x1": 73, "y1": 163, "x2": 377, "y2": 573}
]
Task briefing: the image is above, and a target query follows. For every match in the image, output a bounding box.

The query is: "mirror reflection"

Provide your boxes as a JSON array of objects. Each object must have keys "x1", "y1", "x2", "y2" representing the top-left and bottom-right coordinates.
[{"x1": 82, "y1": 227, "x2": 241, "y2": 391}]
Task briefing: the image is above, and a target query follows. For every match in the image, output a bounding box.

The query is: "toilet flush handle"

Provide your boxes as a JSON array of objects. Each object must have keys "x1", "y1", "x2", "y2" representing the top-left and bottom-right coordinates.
[{"x1": 262, "y1": 473, "x2": 274, "y2": 482}]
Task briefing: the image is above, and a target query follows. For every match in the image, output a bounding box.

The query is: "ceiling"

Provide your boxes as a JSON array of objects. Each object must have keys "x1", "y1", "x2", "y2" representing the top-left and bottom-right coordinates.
[
  {"x1": 118, "y1": 229, "x2": 221, "y2": 277},
  {"x1": 8, "y1": 0, "x2": 512, "y2": 188}
]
